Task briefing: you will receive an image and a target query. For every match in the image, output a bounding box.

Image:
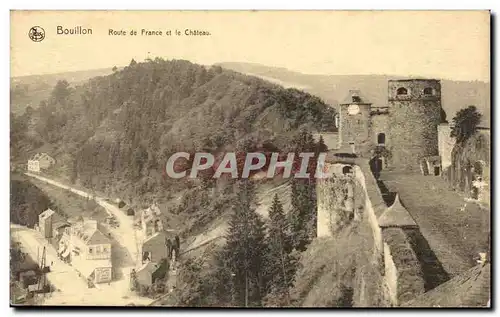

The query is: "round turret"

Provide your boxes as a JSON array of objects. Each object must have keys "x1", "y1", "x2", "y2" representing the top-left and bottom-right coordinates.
[{"x1": 387, "y1": 79, "x2": 442, "y2": 171}]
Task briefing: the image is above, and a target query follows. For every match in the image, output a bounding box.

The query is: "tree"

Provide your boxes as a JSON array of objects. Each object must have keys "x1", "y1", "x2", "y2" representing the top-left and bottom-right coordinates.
[
  {"x1": 288, "y1": 179, "x2": 310, "y2": 251},
  {"x1": 129, "y1": 58, "x2": 137, "y2": 67},
  {"x1": 315, "y1": 135, "x2": 328, "y2": 155},
  {"x1": 450, "y1": 105, "x2": 482, "y2": 143},
  {"x1": 264, "y1": 194, "x2": 296, "y2": 306},
  {"x1": 218, "y1": 180, "x2": 267, "y2": 307},
  {"x1": 293, "y1": 129, "x2": 316, "y2": 153},
  {"x1": 50, "y1": 80, "x2": 72, "y2": 104},
  {"x1": 112, "y1": 66, "x2": 118, "y2": 72}
]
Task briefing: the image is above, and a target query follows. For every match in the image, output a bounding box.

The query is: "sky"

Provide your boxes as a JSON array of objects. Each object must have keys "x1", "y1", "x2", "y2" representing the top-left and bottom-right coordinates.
[{"x1": 10, "y1": 11, "x2": 490, "y2": 81}]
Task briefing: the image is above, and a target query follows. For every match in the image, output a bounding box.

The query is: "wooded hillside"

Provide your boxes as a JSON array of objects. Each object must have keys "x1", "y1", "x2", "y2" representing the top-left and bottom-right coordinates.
[{"x1": 11, "y1": 58, "x2": 336, "y2": 204}]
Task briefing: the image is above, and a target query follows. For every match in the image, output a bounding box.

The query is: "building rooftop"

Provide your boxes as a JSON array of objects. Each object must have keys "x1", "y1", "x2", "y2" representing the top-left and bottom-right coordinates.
[
  {"x1": 378, "y1": 194, "x2": 418, "y2": 228},
  {"x1": 39, "y1": 208, "x2": 55, "y2": 220},
  {"x1": 143, "y1": 231, "x2": 166, "y2": 245},
  {"x1": 340, "y1": 89, "x2": 372, "y2": 105},
  {"x1": 72, "y1": 220, "x2": 110, "y2": 245},
  {"x1": 30, "y1": 152, "x2": 53, "y2": 161},
  {"x1": 137, "y1": 261, "x2": 161, "y2": 275}
]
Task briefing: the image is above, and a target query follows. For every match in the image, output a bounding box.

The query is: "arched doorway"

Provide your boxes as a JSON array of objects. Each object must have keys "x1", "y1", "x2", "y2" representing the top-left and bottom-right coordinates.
[
  {"x1": 377, "y1": 133, "x2": 386, "y2": 145},
  {"x1": 342, "y1": 165, "x2": 353, "y2": 175},
  {"x1": 370, "y1": 156, "x2": 383, "y2": 179}
]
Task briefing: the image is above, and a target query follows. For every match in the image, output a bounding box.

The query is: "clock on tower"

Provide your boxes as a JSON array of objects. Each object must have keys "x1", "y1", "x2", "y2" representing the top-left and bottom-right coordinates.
[{"x1": 347, "y1": 104, "x2": 360, "y2": 115}]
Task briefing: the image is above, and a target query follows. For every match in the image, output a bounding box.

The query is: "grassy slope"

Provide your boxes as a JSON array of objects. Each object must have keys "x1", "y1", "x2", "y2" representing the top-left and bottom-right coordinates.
[{"x1": 379, "y1": 172, "x2": 490, "y2": 277}]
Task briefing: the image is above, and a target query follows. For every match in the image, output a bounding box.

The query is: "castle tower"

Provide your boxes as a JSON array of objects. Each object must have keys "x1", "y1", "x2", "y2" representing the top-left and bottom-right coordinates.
[
  {"x1": 388, "y1": 79, "x2": 442, "y2": 171},
  {"x1": 339, "y1": 90, "x2": 372, "y2": 153}
]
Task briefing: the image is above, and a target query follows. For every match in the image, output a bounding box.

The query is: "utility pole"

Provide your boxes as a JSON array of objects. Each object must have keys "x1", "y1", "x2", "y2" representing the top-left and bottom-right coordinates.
[{"x1": 245, "y1": 270, "x2": 248, "y2": 308}]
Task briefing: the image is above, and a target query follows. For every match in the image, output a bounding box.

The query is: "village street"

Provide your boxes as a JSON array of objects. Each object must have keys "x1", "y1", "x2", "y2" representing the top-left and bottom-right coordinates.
[
  {"x1": 24, "y1": 172, "x2": 142, "y2": 268},
  {"x1": 21, "y1": 172, "x2": 152, "y2": 306},
  {"x1": 11, "y1": 224, "x2": 153, "y2": 306}
]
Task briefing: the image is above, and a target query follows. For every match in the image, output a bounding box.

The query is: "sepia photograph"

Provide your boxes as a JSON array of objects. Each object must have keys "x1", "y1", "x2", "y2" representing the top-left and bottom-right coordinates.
[{"x1": 9, "y1": 10, "x2": 491, "y2": 308}]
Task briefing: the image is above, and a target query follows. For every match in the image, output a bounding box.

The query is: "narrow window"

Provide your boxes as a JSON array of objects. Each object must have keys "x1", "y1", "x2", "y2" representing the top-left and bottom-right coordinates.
[
  {"x1": 377, "y1": 133, "x2": 386, "y2": 145},
  {"x1": 397, "y1": 87, "x2": 408, "y2": 95},
  {"x1": 423, "y1": 87, "x2": 433, "y2": 95}
]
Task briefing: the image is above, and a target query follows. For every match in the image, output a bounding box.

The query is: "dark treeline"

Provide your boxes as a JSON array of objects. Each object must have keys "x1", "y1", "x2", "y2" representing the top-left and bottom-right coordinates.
[{"x1": 10, "y1": 175, "x2": 52, "y2": 227}]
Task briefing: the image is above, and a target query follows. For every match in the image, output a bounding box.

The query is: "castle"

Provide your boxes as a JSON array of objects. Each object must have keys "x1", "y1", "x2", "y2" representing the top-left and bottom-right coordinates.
[
  {"x1": 332, "y1": 79, "x2": 444, "y2": 172},
  {"x1": 316, "y1": 78, "x2": 490, "y2": 306}
]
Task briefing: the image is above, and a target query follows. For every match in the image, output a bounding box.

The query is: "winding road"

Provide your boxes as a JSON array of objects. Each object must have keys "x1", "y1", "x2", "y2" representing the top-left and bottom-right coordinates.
[{"x1": 20, "y1": 172, "x2": 152, "y2": 306}]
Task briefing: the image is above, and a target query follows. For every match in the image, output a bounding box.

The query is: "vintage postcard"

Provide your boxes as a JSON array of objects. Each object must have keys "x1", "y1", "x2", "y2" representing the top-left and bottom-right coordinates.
[{"x1": 10, "y1": 10, "x2": 491, "y2": 307}]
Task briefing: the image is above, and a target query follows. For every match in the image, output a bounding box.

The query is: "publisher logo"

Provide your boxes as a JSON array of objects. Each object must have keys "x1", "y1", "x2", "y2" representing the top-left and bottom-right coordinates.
[{"x1": 29, "y1": 26, "x2": 45, "y2": 42}]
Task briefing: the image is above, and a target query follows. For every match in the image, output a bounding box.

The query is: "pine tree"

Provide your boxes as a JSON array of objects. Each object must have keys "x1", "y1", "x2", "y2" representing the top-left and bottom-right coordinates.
[
  {"x1": 264, "y1": 194, "x2": 296, "y2": 306},
  {"x1": 288, "y1": 179, "x2": 300, "y2": 245},
  {"x1": 219, "y1": 180, "x2": 267, "y2": 307},
  {"x1": 293, "y1": 129, "x2": 316, "y2": 153},
  {"x1": 316, "y1": 135, "x2": 328, "y2": 155},
  {"x1": 289, "y1": 129, "x2": 319, "y2": 247},
  {"x1": 288, "y1": 179, "x2": 308, "y2": 251}
]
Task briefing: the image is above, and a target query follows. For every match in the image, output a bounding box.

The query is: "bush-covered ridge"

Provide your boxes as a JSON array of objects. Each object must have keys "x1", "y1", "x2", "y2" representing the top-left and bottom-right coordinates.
[{"x1": 12, "y1": 58, "x2": 336, "y2": 201}]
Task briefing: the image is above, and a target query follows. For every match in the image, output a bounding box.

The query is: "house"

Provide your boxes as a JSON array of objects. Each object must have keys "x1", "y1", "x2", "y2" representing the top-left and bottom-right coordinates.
[
  {"x1": 142, "y1": 232, "x2": 168, "y2": 263},
  {"x1": 52, "y1": 220, "x2": 71, "y2": 242},
  {"x1": 59, "y1": 219, "x2": 112, "y2": 284},
  {"x1": 38, "y1": 208, "x2": 69, "y2": 242},
  {"x1": 141, "y1": 203, "x2": 163, "y2": 237},
  {"x1": 134, "y1": 260, "x2": 168, "y2": 287},
  {"x1": 140, "y1": 203, "x2": 168, "y2": 264},
  {"x1": 38, "y1": 209, "x2": 56, "y2": 239},
  {"x1": 27, "y1": 153, "x2": 55, "y2": 172}
]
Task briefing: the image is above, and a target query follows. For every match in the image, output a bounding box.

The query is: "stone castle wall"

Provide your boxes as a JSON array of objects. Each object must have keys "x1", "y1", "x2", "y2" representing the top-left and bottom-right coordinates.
[
  {"x1": 382, "y1": 228, "x2": 425, "y2": 305},
  {"x1": 339, "y1": 103, "x2": 372, "y2": 149},
  {"x1": 316, "y1": 176, "x2": 338, "y2": 237},
  {"x1": 388, "y1": 80, "x2": 442, "y2": 171},
  {"x1": 438, "y1": 124, "x2": 455, "y2": 170},
  {"x1": 370, "y1": 113, "x2": 390, "y2": 146},
  {"x1": 316, "y1": 167, "x2": 364, "y2": 237},
  {"x1": 317, "y1": 159, "x2": 425, "y2": 306}
]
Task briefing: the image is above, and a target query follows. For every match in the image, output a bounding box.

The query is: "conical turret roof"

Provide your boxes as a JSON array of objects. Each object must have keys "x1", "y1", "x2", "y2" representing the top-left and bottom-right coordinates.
[{"x1": 378, "y1": 193, "x2": 418, "y2": 228}]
